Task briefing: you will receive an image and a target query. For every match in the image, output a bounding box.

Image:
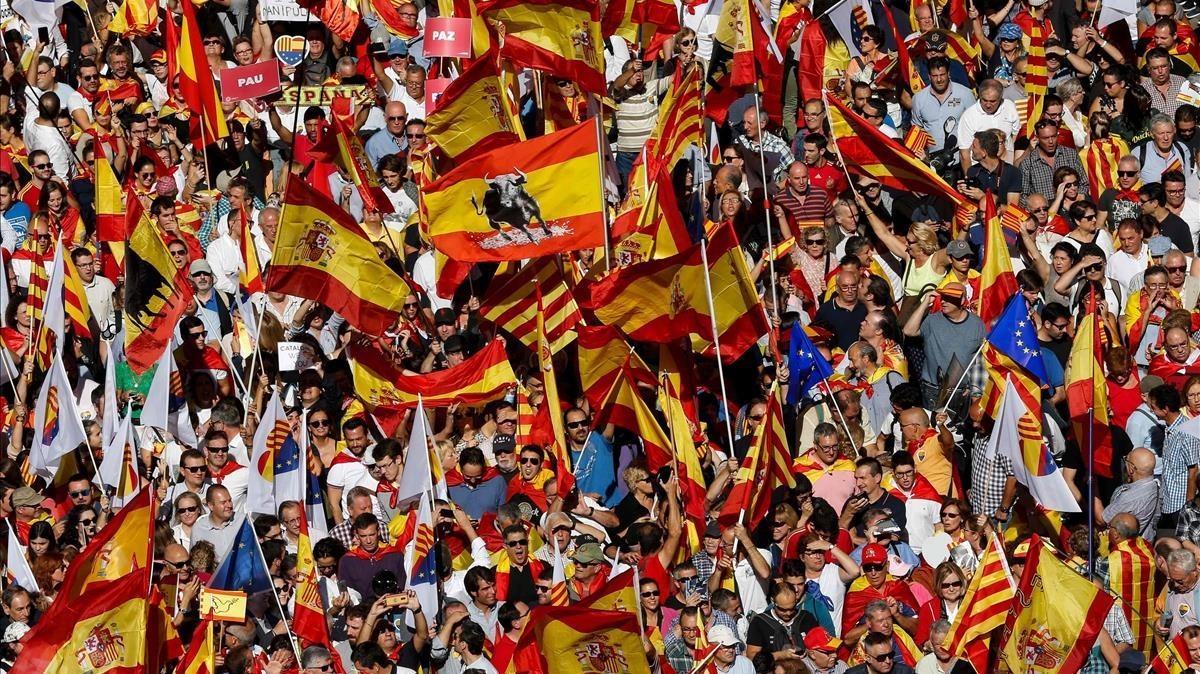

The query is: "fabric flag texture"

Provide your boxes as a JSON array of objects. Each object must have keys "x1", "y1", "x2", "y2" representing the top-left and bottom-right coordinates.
[
  {"x1": 941, "y1": 532, "x2": 1015, "y2": 673},
  {"x1": 142, "y1": 344, "x2": 199, "y2": 447},
  {"x1": 175, "y1": 0, "x2": 228, "y2": 145},
  {"x1": 97, "y1": 409, "x2": 138, "y2": 508},
  {"x1": 404, "y1": 491, "x2": 440, "y2": 627},
  {"x1": 980, "y1": 295, "x2": 1050, "y2": 417},
  {"x1": 351, "y1": 338, "x2": 516, "y2": 411},
  {"x1": 575, "y1": 325, "x2": 656, "y2": 413},
  {"x1": 209, "y1": 516, "x2": 273, "y2": 594},
  {"x1": 249, "y1": 390, "x2": 305, "y2": 515},
  {"x1": 480, "y1": 258, "x2": 581, "y2": 354},
  {"x1": 1066, "y1": 292, "x2": 1114, "y2": 478},
  {"x1": 787, "y1": 321, "x2": 834, "y2": 405},
  {"x1": 425, "y1": 54, "x2": 523, "y2": 162},
  {"x1": 59, "y1": 486, "x2": 154, "y2": 599},
  {"x1": 988, "y1": 375, "x2": 1080, "y2": 512},
  {"x1": 6, "y1": 527, "x2": 38, "y2": 592},
  {"x1": 422, "y1": 120, "x2": 605, "y2": 262},
  {"x1": 978, "y1": 192, "x2": 1018, "y2": 326},
  {"x1": 999, "y1": 535, "x2": 1114, "y2": 673},
  {"x1": 124, "y1": 201, "x2": 194, "y2": 373},
  {"x1": 271, "y1": 178, "x2": 412, "y2": 336},
  {"x1": 477, "y1": 0, "x2": 606, "y2": 95},
  {"x1": 534, "y1": 285, "x2": 575, "y2": 496},
  {"x1": 31, "y1": 355, "x2": 87, "y2": 481},
  {"x1": 510, "y1": 606, "x2": 652, "y2": 674},
  {"x1": 717, "y1": 384, "x2": 797, "y2": 528},
  {"x1": 292, "y1": 509, "x2": 343, "y2": 669}
]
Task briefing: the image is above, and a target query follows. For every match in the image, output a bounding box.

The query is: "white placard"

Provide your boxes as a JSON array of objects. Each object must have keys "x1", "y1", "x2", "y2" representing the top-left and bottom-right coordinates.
[
  {"x1": 278, "y1": 341, "x2": 302, "y2": 371},
  {"x1": 260, "y1": 0, "x2": 316, "y2": 23}
]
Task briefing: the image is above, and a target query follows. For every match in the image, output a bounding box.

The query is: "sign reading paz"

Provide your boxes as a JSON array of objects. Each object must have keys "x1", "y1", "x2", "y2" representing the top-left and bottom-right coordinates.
[
  {"x1": 221, "y1": 60, "x2": 283, "y2": 102},
  {"x1": 424, "y1": 17, "x2": 473, "y2": 58}
]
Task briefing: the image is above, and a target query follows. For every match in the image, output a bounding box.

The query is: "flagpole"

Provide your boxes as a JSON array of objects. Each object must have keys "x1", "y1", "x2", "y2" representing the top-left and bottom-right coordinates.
[
  {"x1": 246, "y1": 511, "x2": 304, "y2": 662},
  {"x1": 698, "y1": 236, "x2": 738, "y2": 458},
  {"x1": 1086, "y1": 407, "x2": 1095, "y2": 579},
  {"x1": 594, "y1": 114, "x2": 612, "y2": 270},
  {"x1": 751, "y1": 88, "x2": 780, "y2": 319}
]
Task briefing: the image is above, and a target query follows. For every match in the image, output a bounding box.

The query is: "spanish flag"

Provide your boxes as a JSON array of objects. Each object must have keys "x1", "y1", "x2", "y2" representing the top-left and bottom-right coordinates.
[
  {"x1": 941, "y1": 532, "x2": 1015, "y2": 673},
  {"x1": 631, "y1": 0, "x2": 679, "y2": 58},
  {"x1": 294, "y1": 0, "x2": 364, "y2": 41},
  {"x1": 577, "y1": 568, "x2": 638, "y2": 612},
  {"x1": 109, "y1": 0, "x2": 158, "y2": 36},
  {"x1": 293, "y1": 510, "x2": 343, "y2": 670},
  {"x1": 13, "y1": 567, "x2": 179, "y2": 673},
  {"x1": 426, "y1": 54, "x2": 523, "y2": 163},
  {"x1": 59, "y1": 487, "x2": 155, "y2": 599},
  {"x1": 372, "y1": 0, "x2": 421, "y2": 38},
  {"x1": 596, "y1": 368, "x2": 673, "y2": 467},
  {"x1": 95, "y1": 156, "x2": 125, "y2": 242},
  {"x1": 1000, "y1": 535, "x2": 1114, "y2": 673},
  {"x1": 349, "y1": 337, "x2": 516, "y2": 410},
  {"x1": 613, "y1": 167, "x2": 691, "y2": 263},
  {"x1": 579, "y1": 222, "x2": 769, "y2": 362},
  {"x1": 1066, "y1": 291, "x2": 1113, "y2": 478},
  {"x1": 600, "y1": 0, "x2": 638, "y2": 44},
  {"x1": 328, "y1": 101, "x2": 392, "y2": 215},
  {"x1": 1108, "y1": 536, "x2": 1156, "y2": 657},
  {"x1": 272, "y1": 178, "x2": 412, "y2": 336},
  {"x1": 717, "y1": 383, "x2": 796, "y2": 528},
  {"x1": 510, "y1": 607, "x2": 652, "y2": 674},
  {"x1": 480, "y1": 257, "x2": 581, "y2": 354},
  {"x1": 124, "y1": 200, "x2": 194, "y2": 374},
  {"x1": 63, "y1": 253, "x2": 93, "y2": 340},
  {"x1": 1149, "y1": 630, "x2": 1195, "y2": 673},
  {"x1": 478, "y1": 0, "x2": 606, "y2": 96},
  {"x1": 979, "y1": 192, "x2": 1018, "y2": 326},
  {"x1": 177, "y1": 619, "x2": 216, "y2": 674},
  {"x1": 576, "y1": 325, "x2": 655, "y2": 413},
  {"x1": 422, "y1": 119, "x2": 604, "y2": 262},
  {"x1": 532, "y1": 285, "x2": 575, "y2": 496},
  {"x1": 661, "y1": 377, "x2": 709, "y2": 541},
  {"x1": 175, "y1": 0, "x2": 228, "y2": 146},
  {"x1": 798, "y1": 18, "x2": 851, "y2": 103}
]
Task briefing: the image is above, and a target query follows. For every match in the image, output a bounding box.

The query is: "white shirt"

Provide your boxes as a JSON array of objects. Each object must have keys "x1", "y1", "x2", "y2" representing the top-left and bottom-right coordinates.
[
  {"x1": 327, "y1": 453, "x2": 377, "y2": 514},
  {"x1": 814, "y1": 563, "x2": 848, "y2": 636},
  {"x1": 1108, "y1": 245, "x2": 1150, "y2": 297},
  {"x1": 25, "y1": 120, "x2": 73, "y2": 177},
  {"x1": 714, "y1": 656, "x2": 756, "y2": 674},
  {"x1": 83, "y1": 275, "x2": 116, "y2": 337},
  {"x1": 205, "y1": 235, "x2": 241, "y2": 295},
  {"x1": 412, "y1": 250, "x2": 453, "y2": 310},
  {"x1": 211, "y1": 464, "x2": 249, "y2": 511},
  {"x1": 734, "y1": 548, "x2": 772, "y2": 616},
  {"x1": 384, "y1": 186, "x2": 418, "y2": 223},
  {"x1": 956, "y1": 99, "x2": 1021, "y2": 164},
  {"x1": 388, "y1": 74, "x2": 427, "y2": 119}
]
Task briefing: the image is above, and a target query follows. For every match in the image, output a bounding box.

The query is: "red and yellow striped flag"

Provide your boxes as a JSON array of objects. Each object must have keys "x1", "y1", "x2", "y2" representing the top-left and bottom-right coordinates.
[
  {"x1": 237, "y1": 208, "x2": 264, "y2": 296},
  {"x1": 716, "y1": 383, "x2": 796, "y2": 529},
  {"x1": 942, "y1": 532, "x2": 1015, "y2": 673},
  {"x1": 516, "y1": 386, "x2": 535, "y2": 446},
  {"x1": 60, "y1": 487, "x2": 155, "y2": 600},
  {"x1": 480, "y1": 257, "x2": 581, "y2": 354},
  {"x1": 1000, "y1": 203, "x2": 1031, "y2": 231},
  {"x1": 293, "y1": 509, "x2": 343, "y2": 669},
  {"x1": 597, "y1": 367, "x2": 673, "y2": 468},
  {"x1": 425, "y1": 54, "x2": 523, "y2": 163},
  {"x1": 1082, "y1": 136, "x2": 1130, "y2": 194},
  {"x1": 175, "y1": 0, "x2": 228, "y2": 146},
  {"x1": 109, "y1": 0, "x2": 158, "y2": 36},
  {"x1": 25, "y1": 237, "x2": 51, "y2": 369},
  {"x1": 1066, "y1": 291, "x2": 1113, "y2": 478},
  {"x1": 63, "y1": 251, "x2": 93, "y2": 340},
  {"x1": 1023, "y1": 21, "x2": 1048, "y2": 140},
  {"x1": 95, "y1": 157, "x2": 125, "y2": 242},
  {"x1": 903, "y1": 125, "x2": 933, "y2": 154},
  {"x1": 477, "y1": 0, "x2": 606, "y2": 95},
  {"x1": 661, "y1": 377, "x2": 709, "y2": 546},
  {"x1": 1108, "y1": 536, "x2": 1156, "y2": 657},
  {"x1": 1148, "y1": 629, "x2": 1195, "y2": 674},
  {"x1": 534, "y1": 284, "x2": 575, "y2": 496},
  {"x1": 177, "y1": 620, "x2": 216, "y2": 674},
  {"x1": 510, "y1": 607, "x2": 652, "y2": 674},
  {"x1": 979, "y1": 191, "x2": 1018, "y2": 326},
  {"x1": 576, "y1": 325, "x2": 655, "y2": 413},
  {"x1": 350, "y1": 338, "x2": 516, "y2": 410}
]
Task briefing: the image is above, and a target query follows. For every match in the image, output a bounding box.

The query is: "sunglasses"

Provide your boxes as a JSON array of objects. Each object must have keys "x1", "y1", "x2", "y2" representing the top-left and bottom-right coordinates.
[
  {"x1": 79, "y1": 517, "x2": 96, "y2": 525},
  {"x1": 69, "y1": 489, "x2": 90, "y2": 498},
  {"x1": 168, "y1": 558, "x2": 192, "y2": 570},
  {"x1": 1117, "y1": 170, "x2": 1139, "y2": 177},
  {"x1": 536, "y1": 585, "x2": 551, "y2": 593},
  {"x1": 176, "y1": 505, "x2": 201, "y2": 514},
  {"x1": 805, "y1": 238, "x2": 826, "y2": 245},
  {"x1": 309, "y1": 419, "x2": 330, "y2": 428},
  {"x1": 403, "y1": 302, "x2": 419, "y2": 308},
  {"x1": 722, "y1": 155, "x2": 738, "y2": 162},
  {"x1": 506, "y1": 539, "x2": 529, "y2": 547},
  {"x1": 566, "y1": 420, "x2": 589, "y2": 429},
  {"x1": 207, "y1": 446, "x2": 229, "y2": 454},
  {"x1": 863, "y1": 563, "x2": 885, "y2": 573},
  {"x1": 182, "y1": 465, "x2": 207, "y2": 473},
  {"x1": 520, "y1": 457, "x2": 542, "y2": 465},
  {"x1": 872, "y1": 653, "x2": 895, "y2": 663},
  {"x1": 1169, "y1": 265, "x2": 1188, "y2": 272},
  {"x1": 942, "y1": 580, "x2": 963, "y2": 589},
  {"x1": 388, "y1": 115, "x2": 407, "y2": 122},
  {"x1": 1083, "y1": 263, "x2": 1104, "y2": 273},
  {"x1": 406, "y1": 133, "x2": 426, "y2": 139},
  {"x1": 641, "y1": 590, "x2": 660, "y2": 597},
  {"x1": 33, "y1": 163, "x2": 51, "y2": 170}
]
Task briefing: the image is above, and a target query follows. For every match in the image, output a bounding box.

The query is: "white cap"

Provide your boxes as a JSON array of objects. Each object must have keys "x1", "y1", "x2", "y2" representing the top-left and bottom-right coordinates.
[{"x1": 707, "y1": 625, "x2": 740, "y2": 647}]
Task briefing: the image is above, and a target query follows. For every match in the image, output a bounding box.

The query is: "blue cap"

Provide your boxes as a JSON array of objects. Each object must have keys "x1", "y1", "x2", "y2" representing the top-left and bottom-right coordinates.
[
  {"x1": 998, "y1": 22, "x2": 1023, "y2": 41},
  {"x1": 387, "y1": 39, "x2": 409, "y2": 57}
]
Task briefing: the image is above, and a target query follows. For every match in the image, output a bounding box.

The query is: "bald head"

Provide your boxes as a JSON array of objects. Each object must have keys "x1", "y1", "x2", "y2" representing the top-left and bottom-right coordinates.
[
  {"x1": 1127, "y1": 447, "x2": 1156, "y2": 478},
  {"x1": 899, "y1": 407, "x2": 930, "y2": 429},
  {"x1": 1110, "y1": 512, "x2": 1139, "y2": 541}
]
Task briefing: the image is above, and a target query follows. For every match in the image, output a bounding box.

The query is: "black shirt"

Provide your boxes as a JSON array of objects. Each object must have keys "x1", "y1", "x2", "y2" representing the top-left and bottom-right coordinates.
[
  {"x1": 966, "y1": 160, "x2": 1022, "y2": 205},
  {"x1": 1159, "y1": 213, "x2": 1195, "y2": 254},
  {"x1": 746, "y1": 609, "x2": 820, "y2": 654},
  {"x1": 814, "y1": 299, "x2": 868, "y2": 352}
]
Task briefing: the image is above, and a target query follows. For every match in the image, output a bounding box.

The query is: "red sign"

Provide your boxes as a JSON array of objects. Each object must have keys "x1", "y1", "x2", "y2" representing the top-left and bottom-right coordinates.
[
  {"x1": 424, "y1": 17, "x2": 473, "y2": 58},
  {"x1": 221, "y1": 60, "x2": 283, "y2": 103},
  {"x1": 426, "y1": 77, "x2": 453, "y2": 112}
]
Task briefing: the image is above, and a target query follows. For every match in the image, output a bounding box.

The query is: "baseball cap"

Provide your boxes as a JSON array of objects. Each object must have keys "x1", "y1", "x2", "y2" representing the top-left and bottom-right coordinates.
[
  {"x1": 803, "y1": 627, "x2": 842, "y2": 653},
  {"x1": 189, "y1": 259, "x2": 213, "y2": 276},
  {"x1": 571, "y1": 542, "x2": 605, "y2": 564},
  {"x1": 443, "y1": 334, "x2": 464, "y2": 354},
  {"x1": 1149, "y1": 235, "x2": 1173, "y2": 257},
  {"x1": 10, "y1": 487, "x2": 41, "y2": 509},
  {"x1": 1140, "y1": 375, "x2": 1165, "y2": 394},
  {"x1": 387, "y1": 39, "x2": 409, "y2": 57},
  {"x1": 911, "y1": 203, "x2": 942, "y2": 224},
  {"x1": 704, "y1": 521, "x2": 722, "y2": 539},
  {"x1": 434, "y1": 307, "x2": 456, "y2": 325},
  {"x1": 492, "y1": 433, "x2": 516, "y2": 454},
  {"x1": 2, "y1": 621, "x2": 29, "y2": 643},
  {"x1": 947, "y1": 240, "x2": 972, "y2": 260},
  {"x1": 937, "y1": 281, "x2": 967, "y2": 305},
  {"x1": 924, "y1": 30, "x2": 949, "y2": 51},
  {"x1": 862, "y1": 543, "x2": 887, "y2": 565},
  {"x1": 148, "y1": 50, "x2": 167, "y2": 64},
  {"x1": 707, "y1": 625, "x2": 741, "y2": 647}
]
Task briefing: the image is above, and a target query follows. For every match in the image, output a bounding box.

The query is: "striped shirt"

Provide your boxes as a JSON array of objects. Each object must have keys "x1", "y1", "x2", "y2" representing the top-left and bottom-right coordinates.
[{"x1": 1162, "y1": 413, "x2": 1200, "y2": 514}]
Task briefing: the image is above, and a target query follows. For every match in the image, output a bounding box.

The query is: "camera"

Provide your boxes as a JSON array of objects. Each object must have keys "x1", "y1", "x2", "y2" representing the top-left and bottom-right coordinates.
[{"x1": 964, "y1": 176, "x2": 981, "y2": 189}]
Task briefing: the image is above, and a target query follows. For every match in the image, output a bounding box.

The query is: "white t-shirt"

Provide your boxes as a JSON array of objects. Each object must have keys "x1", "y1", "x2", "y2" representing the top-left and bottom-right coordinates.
[{"x1": 815, "y1": 563, "x2": 848, "y2": 636}]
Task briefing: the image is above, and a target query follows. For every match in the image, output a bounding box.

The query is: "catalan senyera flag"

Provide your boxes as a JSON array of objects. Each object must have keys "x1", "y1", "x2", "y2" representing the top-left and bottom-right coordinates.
[
  {"x1": 1066, "y1": 290, "x2": 1113, "y2": 478},
  {"x1": 1108, "y1": 535, "x2": 1156, "y2": 657},
  {"x1": 480, "y1": 257, "x2": 581, "y2": 354},
  {"x1": 109, "y1": 0, "x2": 158, "y2": 36},
  {"x1": 716, "y1": 383, "x2": 796, "y2": 528},
  {"x1": 478, "y1": 0, "x2": 606, "y2": 95},
  {"x1": 510, "y1": 607, "x2": 652, "y2": 674},
  {"x1": 422, "y1": 119, "x2": 604, "y2": 262},
  {"x1": 580, "y1": 222, "x2": 769, "y2": 362},
  {"x1": 175, "y1": 0, "x2": 228, "y2": 146},
  {"x1": 426, "y1": 53, "x2": 523, "y2": 163},
  {"x1": 826, "y1": 93, "x2": 973, "y2": 226},
  {"x1": 1082, "y1": 136, "x2": 1130, "y2": 194},
  {"x1": 999, "y1": 535, "x2": 1114, "y2": 673},
  {"x1": 902, "y1": 125, "x2": 934, "y2": 154},
  {"x1": 63, "y1": 252, "x2": 93, "y2": 340},
  {"x1": 95, "y1": 157, "x2": 125, "y2": 242},
  {"x1": 350, "y1": 337, "x2": 516, "y2": 409},
  {"x1": 1024, "y1": 20, "x2": 1048, "y2": 140},
  {"x1": 60, "y1": 486, "x2": 155, "y2": 600},
  {"x1": 292, "y1": 509, "x2": 343, "y2": 670},
  {"x1": 535, "y1": 285, "x2": 574, "y2": 496},
  {"x1": 979, "y1": 191, "x2": 1018, "y2": 326},
  {"x1": 941, "y1": 532, "x2": 1016, "y2": 674},
  {"x1": 177, "y1": 620, "x2": 216, "y2": 674},
  {"x1": 13, "y1": 568, "x2": 179, "y2": 673},
  {"x1": 576, "y1": 324, "x2": 655, "y2": 413},
  {"x1": 549, "y1": 536, "x2": 570, "y2": 606},
  {"x1": 272, "y1": 178, "x2": 412, "y2": 335},
  {"x1": 124, "y1": 200, "x2": 194, "y2": 374}
]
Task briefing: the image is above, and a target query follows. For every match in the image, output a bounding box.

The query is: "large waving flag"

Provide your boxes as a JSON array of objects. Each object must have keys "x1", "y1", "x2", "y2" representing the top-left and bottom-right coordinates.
[
  {"x1": 980, "y1": 295, "x2": 1050, "y2": 418},
  {"x1": 209, "y1": 516, "x2": 273, "y2": 594},
  {"x1": 596, "y1": 368, "x2": 673, "y2": 469},
  {"x1": 576, "y1": 325, "x2": 655, "y2": 412},
  {"x1": 797, "y1": 18, "x2": 852, "y2": 104},
  {"x1": 12, "y1": 568, "x2": 178, "y2": 673},
  {"x1": 60, "y1": 487, "x2": 155, "y2": 599},
  {"x1": 271, "y1": 178, "x2": 412, "y2": 336},
  {"x1": 580, "y1": 223, "x2": 769, "y2": 362},
  {"x1": 124, "y1": 200, "x2": 194, "y2": 373},
  {"x1": 249, "y1": 390, "x2": 304, "y2": 515},
  {"x1": 350, "y1": 337, "x2": 516, "y2": 411},
  {"x1": 425, "y1": 54, "x2": 523, "y2": 163},
  {"x1": 510, "y1": 607, "x2": 652, "y2": 674},
  {"x1": 25, "y1": 238, "x2": 54, "y2": 371},
  {"x1": 1108, "y1": 536, "x2": 1156, "y2": 657},
  {"x1": 787, "y1": 321, "x2": 834, "y2": 405},
  {"x1": 661, "y1": 377, "x2": 709, "y2": 542},
  {"x1": 95, "y1": 157, "x2": 125, "y2": 242},
  {"x1": 1023, "y1": 21, "x2": 1049, "y2": 141},
  {"x1": 979, "y1": 192, "x2": 1018, "y2": 326},
  {"x1": 534, "y1": 285, "x2": 574, "y2": 496},
  {"x1": 422, "y1": 120, "x2": 605, "y2": 262},
  {"x1": 109, "y1": 0, "x2": 158, "y2": 35},
  {"x1": 175, "y1": 0, "x2": 228, "y2": 146},
  {"x1": 405, "y1": 492, "x2": 440, "y2": 627},
  {"x1": 717, "y1": 383, "x2": 797, "y2": 528},
  {"x1": 325, "y1": 100, "x2": 392, "y2": 215},
  {"x1": 292, "y1": 509, "x2": 342, "y2": 668},
  {"x1": 63, "y1": 247, "x2": 94, "y2": 340},
  {"x1": 1066, "y1": 292, "x2": 1114, "y2": 478},
  {"x1": 578, "y1": 568, "x2": 638, "y2": 612},
  {"x1": 999, "y1": 535, "x2": 1114, "y2": 673},
  {"x1": 710, "y1": 0, "x2": 781, "y2": 117},
  {"x1": 480, "y1": 258, "x2": 581, "y2": 354},
  {"x1": 942, "y1": 532, "x2": 1015, "y2": 673},
  {"x1": 142, "y1": 344, "x2": 198, "y2": 447},
  {"x1": 1082, "y1": 137, "x2": 1129, "y2": 194},
  {"x1": 31, "y1": 354, "x2": 87, "y2": 481},
  {"x1": 293, "y1": 0, "x2": 362, "y2": 40},
  {"x1": 477, "y1": 0, "x2": 606, "y2": 95},
  {"x1": 989, "y1": 375, "x2": 1081, "y2": 512}
]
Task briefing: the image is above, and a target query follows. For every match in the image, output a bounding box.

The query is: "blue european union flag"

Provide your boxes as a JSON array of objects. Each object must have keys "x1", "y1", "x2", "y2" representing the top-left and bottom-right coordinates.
[
  {"x1": 276, "y1": 435, "x2": 300, "y2": 476},
  {"x1": 985, "y1": 295, "x2": 1050, "y2": 387},
  {"x1": 787, "y1": 322, "x2": 834, "y2": 405},
  {"x1": 209, "y1": 517, "x2": 272, "y2": 594}
]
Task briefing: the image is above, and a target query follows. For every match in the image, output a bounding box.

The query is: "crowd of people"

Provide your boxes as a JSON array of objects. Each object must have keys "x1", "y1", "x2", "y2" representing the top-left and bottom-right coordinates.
[{"x1": 5, "y1": 0, "x2": 1200, "y2": 671}]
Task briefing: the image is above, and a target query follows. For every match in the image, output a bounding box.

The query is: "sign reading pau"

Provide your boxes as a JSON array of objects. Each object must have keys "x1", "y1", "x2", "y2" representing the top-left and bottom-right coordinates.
[{"x1": 221, "y1": 59, "x2": 283, "y2": 102}]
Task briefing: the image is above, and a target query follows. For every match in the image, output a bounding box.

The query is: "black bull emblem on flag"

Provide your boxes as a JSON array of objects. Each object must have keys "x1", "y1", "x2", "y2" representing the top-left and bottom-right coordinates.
[{"x1": 469, "y1": 169, "x2": 550, "y2": 242}]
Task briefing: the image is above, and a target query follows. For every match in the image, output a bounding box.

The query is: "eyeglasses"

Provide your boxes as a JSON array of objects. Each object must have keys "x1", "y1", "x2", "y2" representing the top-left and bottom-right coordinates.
[
  {"x1": 678, "y1": 38, "x2": 695, "y2": 46},
  {"x1": 566, "y1": 420, "x2": 589, "y2": 429},
  {"x1": 805, "y1": 238, "x2": 826, "y2": 246},
  {"x1": 520, "y1": 457, "x2": 542, "y2": 465},
  {"x1": 310, "y1": 664, "x2": 334, "y2": 673},
  {"x1": 79, "y1": 517, "x2": 96, "y2": 525},
  {"x1": 169, "y1": 249, "x2": 187, "y2": 256},
  {"x1": 1117, "y1": 170, "x2": 1139, "y2": 177},
  {"x1": 942, "y1": 580, "x2": 963, "y2": 589},
  {"x1": 167, "y1": 558, "x2": 192, "y2": 570},
  {"x1": 535, "y1": 585, "x2": 551, "y2": 593},
  {"x1": 772, "y1": 520, "x2": 788, "y2": 527},
  {"x1": 69, "y1": 489, "x2": 90, "y2": 498},
  {"x1": 403, "y1": 302, "x2": 419, "y2": 308},
  {"x1": 861, "y1": 183, "x2": 881, "y2": 191},
  {"x1": 388, "y1": 115, "x2": 407, "y2": 122},
  {"x1": 203, "y1": 38, "x2": 222, "y2": 45},
  {"x1": 1031, "y1": 206, "x2": 1050, "y2": 213},
  {"x1": 576, "y1": 560, "x2": 598, "y2": 568},
  {"x1": 207, "y1": 445, "x2": 229, "y2": 454},
  {"x1": 139, "y1": 171, "x2": 156, "y2": 178},
  {"x1": 722, "y1": 155, "x2": 738, "y2": 162},
  {"x1": 191, "y1": 272, "x2": 211, "y2": 279},
  {"x1": 1079, "y1": 213, "x2": 1097, "y2": 221},
  {"x1": 189, "y1": 330, "x2": 206, "y2": 339},
  {"x1": 506, "y1": 538, "x2": 529, "y2": 547},
  {"x1": 309, "y1": 419, "x2": 330, "y2": 428},
  {"x1": 81, "y1": 73, "x2": 98, "y2": 81},
  {"x1": 552, "y1": 525, "x2": 572, "y2": 534}
]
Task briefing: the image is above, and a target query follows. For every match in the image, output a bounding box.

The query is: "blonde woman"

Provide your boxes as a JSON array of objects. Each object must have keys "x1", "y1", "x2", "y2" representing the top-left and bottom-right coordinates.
[{"x1": 861, "y1": 198, "x2": 950, "y2": 300}]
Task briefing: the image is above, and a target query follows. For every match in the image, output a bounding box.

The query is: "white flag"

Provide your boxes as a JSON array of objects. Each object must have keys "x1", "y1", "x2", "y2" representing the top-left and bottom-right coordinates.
[
  {"x1": 5, "y1": 527, "x2": 37, "y2": 592},
  {"x1": 97, "y1": 409, "x2": 138, "y2": 508},
  {"x1": 395, "y1": 398, "x2": 432, "y2": 506},
  {"x1": 826, "y1": 0, "x2": 861, "y2": 58},
  {"x1": 986, "y1": 377, "x2": 1080, "y2": 513},
  {"x1": 30, "y1": 355, "x2": 87, "y2": 479},
  {"x1": 142, "y1": 345, "x2": 198, "y2": 448}
]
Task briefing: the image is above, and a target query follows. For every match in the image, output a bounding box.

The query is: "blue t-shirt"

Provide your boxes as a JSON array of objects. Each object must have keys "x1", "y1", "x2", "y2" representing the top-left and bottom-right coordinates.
[
  {"x1": 572, "y1": 433, "x2": 618, "y2": 507},
  {"x1": 3, "y1": 202, "x2": 31, "y2": 249},
  {"x1": 447, "y1": 475, "x2": 507, "y2": 520}
]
